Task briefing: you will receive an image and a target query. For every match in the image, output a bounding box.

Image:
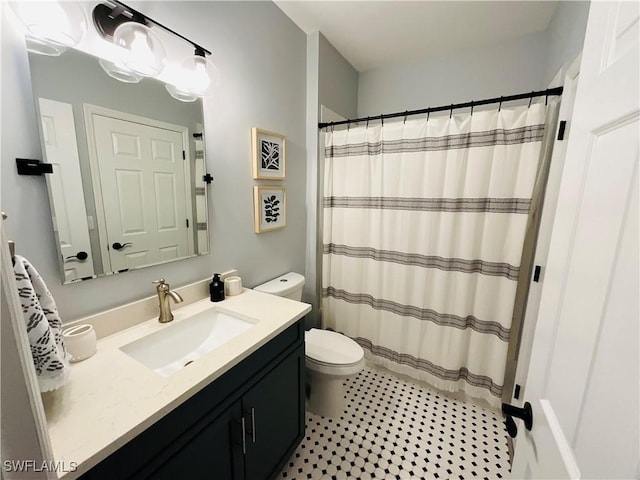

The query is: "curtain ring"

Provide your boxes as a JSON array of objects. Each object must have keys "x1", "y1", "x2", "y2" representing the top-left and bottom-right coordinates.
[
  {"x1": 449, "y1": 104, "x2": 454, "y2": 118},
  {"x1": 347, "y1": 120, "x2": 351, "y2": 131},
  {"x1": 470, "y1": 101, "x2": 474, "y2": 116},
  {"x1": 366, "y1": 116, "x2": 370, "y2": 129},
  {"x1": 498, "y1": 97, "x2": 503, "y2": 112},
  {"x1": 380, "y1": 114, "x2": 384, "y2": 127},
  {"x1": 528, "y1": 92, "x2": 534, "y2": 108},
  {"x1": 331, "y1": 124, "x2": 334, "y2": 133},
  {"x1": 545, "y1": 94, "x2": 549, "y2": 106},
  {"x1": 427, "y1": 110, "x2": 430, "y2": 122},
  {"x1": 403, "y1": 111, "x2": 408, "y2": 124}
]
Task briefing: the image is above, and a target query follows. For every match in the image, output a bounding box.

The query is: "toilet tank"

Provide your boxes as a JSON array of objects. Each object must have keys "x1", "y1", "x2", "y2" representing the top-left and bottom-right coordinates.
[{"x1": 254, "y1": 272, "x2": 305, "y2": 301}]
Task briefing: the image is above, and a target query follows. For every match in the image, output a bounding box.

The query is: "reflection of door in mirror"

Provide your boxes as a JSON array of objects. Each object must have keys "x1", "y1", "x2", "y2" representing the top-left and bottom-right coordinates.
[
  {"x1": 85, "y1": 106, "x2": 193, "y2": 274},
  {"x1": 39, "y1": 98, "x2": 96, "y2": 282}
]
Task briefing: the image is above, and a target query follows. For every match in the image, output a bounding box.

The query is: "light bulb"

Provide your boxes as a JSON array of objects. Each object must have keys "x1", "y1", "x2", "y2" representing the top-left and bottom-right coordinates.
[
  {"x1": 9, "y1": 1, "x2": 87, "y2": 55},
  {"x1": 168, "y1": 53, "x2": 221, "y2": 98},
  {"x1": 113, "y1": 22, "x2": 165, "y2": 77}
]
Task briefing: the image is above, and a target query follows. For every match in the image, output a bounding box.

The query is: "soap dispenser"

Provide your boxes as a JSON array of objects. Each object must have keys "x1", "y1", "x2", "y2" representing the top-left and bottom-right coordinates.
[{"x1": 210, "y1": 273, "x2": 225, "y2": 302}]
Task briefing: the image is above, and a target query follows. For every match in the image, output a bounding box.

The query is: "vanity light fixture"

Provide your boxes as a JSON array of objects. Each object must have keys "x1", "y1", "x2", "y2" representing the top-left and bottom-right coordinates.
[
  {"x1": 92, "y1": 1, "x2": 220, "y2": 102},
  {"x1": 9, "y1": 1, "x2": 88, "y2": 56}
]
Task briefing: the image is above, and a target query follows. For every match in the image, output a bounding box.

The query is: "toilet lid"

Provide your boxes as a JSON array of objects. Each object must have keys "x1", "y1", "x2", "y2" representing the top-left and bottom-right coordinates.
[{"x1": 305, "y1": 328, "x2": 364, "y2": 365}]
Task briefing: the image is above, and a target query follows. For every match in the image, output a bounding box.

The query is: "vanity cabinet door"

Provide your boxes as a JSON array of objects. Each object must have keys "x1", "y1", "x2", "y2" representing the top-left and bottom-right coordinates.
[
  {"x1": 242, "y1": 344, "x2": 305, "y2": 480},
  {"x1": 146, "y1": 400, "x2": 244, "y2": 480}
]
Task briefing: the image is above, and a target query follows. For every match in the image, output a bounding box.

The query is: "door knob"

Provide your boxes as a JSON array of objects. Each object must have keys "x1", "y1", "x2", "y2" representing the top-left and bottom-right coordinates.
[
  {"x1": 65, "y1": 251, "x2": 88, "y2": 261},
  {"x1": 501, "y1": 401, "x2": 533, "y2": 438},
  {"x1": 112, "y1": 242, "x2": 132, "y2": 251}
]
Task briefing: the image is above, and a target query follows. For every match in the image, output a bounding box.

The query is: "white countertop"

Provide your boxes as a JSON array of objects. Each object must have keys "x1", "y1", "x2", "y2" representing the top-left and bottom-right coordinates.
[{"x1": 42, "y1": 289, "x2": 310, "y2": 478}]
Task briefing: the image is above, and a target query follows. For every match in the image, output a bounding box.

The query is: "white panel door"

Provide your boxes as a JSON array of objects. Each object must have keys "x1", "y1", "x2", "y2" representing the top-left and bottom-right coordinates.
[
  {"x1": 91, "y1": 115, "x2": 190, "y2": 272},
  {"x1": 510, "y1": 2, "x2": 639, "y2": 479},
  {"x1": 38, "y1": 98, "x2": 95, "y2": 282}
]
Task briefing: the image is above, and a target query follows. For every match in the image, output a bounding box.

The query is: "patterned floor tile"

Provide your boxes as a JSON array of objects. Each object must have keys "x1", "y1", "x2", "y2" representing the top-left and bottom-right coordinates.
[{"x1": 279, "y1": 367, "x2": 510, "y2": 480}]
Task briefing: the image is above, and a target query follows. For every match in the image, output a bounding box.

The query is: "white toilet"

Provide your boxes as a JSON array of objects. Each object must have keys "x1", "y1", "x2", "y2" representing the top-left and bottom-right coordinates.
[{"x1": 254, "y1": 272, "x2": 365, "y2": 418}]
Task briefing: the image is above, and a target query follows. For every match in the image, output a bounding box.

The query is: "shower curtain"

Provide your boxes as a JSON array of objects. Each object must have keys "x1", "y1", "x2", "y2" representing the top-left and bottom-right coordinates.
[{"x1": 322, "y1": 104, "x2": 549, "y2": 407}]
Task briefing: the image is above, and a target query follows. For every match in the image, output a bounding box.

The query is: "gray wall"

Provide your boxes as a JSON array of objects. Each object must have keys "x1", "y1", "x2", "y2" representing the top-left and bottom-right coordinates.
[
  {"x1": 318, "y1": 33, "x2": 359, "y2": 120},
  {"x1": 358, "y1": 30, "x2": 548, "y2": 117},
  {"x1": 304, "y1": 32, "x2": 358, "y2": 327},
  {"x1": 542, "y1": 0, "x2": 591, "y2": 85},
  {"x1": 1, "y1": 1, "x2": 307, "y2": 321},
  {"x1": 358, "y1": 1, "x2": 590, "y2": 116}
]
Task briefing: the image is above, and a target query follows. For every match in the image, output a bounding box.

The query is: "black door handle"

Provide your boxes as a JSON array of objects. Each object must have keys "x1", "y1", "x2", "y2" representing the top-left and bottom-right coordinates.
[
  {"x1": 502, "y1": 401, "x2": 533, "y2": 438},
  {"x1": 65, "y1": 251, "x2": 88, "y2": 261},
  {"x1": 112, "y1": 242, "x2": 132, "y2": 251}
]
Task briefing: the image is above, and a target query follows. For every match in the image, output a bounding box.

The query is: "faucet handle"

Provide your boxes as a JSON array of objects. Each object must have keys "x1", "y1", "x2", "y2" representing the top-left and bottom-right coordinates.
[{"x1": 153, "y1": 279, "x2": 168, "y2": 292}]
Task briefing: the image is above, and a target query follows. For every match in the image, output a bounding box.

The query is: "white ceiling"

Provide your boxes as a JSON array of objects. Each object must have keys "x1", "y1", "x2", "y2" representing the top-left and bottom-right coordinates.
[{"x1": 274, "y1": 1, "x2": 559, "y2": 72}]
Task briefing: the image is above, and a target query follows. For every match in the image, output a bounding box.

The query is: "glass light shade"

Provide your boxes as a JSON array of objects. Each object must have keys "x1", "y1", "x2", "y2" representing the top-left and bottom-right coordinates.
[
  {"x1": 113, "y1": 22, "x2": 166, "y2": 77},
  {"x1": 165, "y1": 84, "x2": 199, "y2": 103},
  {"x1": 171, "y1": 54, "x2": 221, "y2": 98},
  {"x1": 98, "y1": 58, "x2": 143, "y2": 84},
  {"x1": 9, "y1": 1, "x2": 87, "y2": 51}
]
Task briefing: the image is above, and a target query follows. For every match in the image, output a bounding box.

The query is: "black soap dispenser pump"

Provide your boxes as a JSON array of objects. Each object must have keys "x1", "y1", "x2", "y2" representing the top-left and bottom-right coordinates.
[{"x1": 210, "y1": 274, "x2": 225, "y2": 302}]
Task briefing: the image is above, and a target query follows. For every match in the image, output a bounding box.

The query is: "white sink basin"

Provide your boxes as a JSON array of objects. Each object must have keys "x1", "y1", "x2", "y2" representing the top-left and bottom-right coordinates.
[{"x1": 120, "y1": 307, "x2": 256, "y2": 377}]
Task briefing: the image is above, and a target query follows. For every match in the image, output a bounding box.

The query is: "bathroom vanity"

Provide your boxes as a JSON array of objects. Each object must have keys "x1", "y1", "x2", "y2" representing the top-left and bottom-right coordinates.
[{"x1": 43, "y1": 288, "x2": 310, "y2": 480}]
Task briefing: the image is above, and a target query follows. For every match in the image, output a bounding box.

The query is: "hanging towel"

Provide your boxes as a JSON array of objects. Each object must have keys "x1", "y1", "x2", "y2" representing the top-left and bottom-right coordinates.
[{"x1": 13, "y1": 255, "x2": 70, "y2": 392}]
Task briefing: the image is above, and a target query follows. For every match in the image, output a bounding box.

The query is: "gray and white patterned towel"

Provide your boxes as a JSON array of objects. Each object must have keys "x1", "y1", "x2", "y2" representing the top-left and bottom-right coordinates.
[{"x1": 14, "y1": 255, "x2": 70, "y2": 392}]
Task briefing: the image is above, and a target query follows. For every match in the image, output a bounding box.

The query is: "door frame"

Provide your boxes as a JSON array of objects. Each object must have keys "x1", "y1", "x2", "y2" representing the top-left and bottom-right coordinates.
[
  {"x1": 506, "y1": 53, "x2": 583, "y2": 404},
  {"x1": 83, "y1": 104, "x2": 194, "y2": 274}
]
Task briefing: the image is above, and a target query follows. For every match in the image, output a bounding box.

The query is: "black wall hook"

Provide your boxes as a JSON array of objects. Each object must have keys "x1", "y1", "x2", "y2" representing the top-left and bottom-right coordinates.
[{"x1": 16, "y1": 158, "x2": 53, "y2": 176}]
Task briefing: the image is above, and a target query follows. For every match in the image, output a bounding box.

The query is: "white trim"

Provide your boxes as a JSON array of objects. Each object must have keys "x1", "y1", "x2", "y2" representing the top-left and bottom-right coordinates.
[
  {"x1": 513, "y1": 53, "x2": 582, "y2": 401},
  {"x1": 540, "y1": 400, "x2": 582, "y2": 479},
  {"x1": 1, "y1": 224, "x2": 57, "y2": 479},
  {"x1": 83, "y1": 103, "x2": 194, "y2": 273}
]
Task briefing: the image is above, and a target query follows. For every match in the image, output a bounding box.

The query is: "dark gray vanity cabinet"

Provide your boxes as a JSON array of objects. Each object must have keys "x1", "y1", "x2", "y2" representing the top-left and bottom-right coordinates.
[{"x1": 80, "y1": 320, "x2": 305, "y2": 480}]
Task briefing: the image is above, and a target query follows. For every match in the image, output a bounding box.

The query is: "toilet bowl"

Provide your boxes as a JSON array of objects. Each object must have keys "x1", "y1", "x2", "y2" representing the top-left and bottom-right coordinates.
[
  {"x1": 254, "y1": 272, "x2": 365, "y2": 417},
  {"x1": 305, "y1": 328, "x2": 365, "y2": 417}
]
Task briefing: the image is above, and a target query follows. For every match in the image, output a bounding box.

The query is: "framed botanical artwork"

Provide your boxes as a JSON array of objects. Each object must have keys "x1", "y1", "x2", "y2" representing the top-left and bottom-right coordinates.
[
  {"x1": 252, "y1": 128, "x2": 286, "y2": 180},
  {"x1": 253, "y1": 186, "x2": 286, "y2": 233}
]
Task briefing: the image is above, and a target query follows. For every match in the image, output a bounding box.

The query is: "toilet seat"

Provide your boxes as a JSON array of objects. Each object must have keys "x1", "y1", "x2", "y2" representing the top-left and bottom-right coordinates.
[{"x1": 305, "y1": 328, "x2": 364, "y2": 367}]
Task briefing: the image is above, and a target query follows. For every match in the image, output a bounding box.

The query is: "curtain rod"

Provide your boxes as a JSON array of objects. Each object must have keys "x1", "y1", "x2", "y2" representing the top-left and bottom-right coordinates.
[{"x1": 318, "y1": 86, "x2": 563, "y2": 129}]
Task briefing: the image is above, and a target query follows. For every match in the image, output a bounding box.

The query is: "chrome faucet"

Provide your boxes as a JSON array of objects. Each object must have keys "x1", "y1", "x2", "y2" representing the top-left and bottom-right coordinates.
[{"x1": 153, "y1": 279, "x2": 184, "y2": 323}]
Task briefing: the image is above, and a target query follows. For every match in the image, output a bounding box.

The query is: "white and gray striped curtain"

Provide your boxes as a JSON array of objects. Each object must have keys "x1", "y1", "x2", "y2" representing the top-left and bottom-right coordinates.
[{"x1": 322, "y1": 104, "x2": 547, "y2": 407}]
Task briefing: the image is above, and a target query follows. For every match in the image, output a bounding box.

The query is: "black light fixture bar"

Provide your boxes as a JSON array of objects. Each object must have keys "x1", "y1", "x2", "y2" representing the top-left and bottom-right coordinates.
[
  {"x1": 95, "y1": 0, "x2": 211, "y2": 56},
  {"x1": 318, "y1": 87, "x2": 564, "y2": 129}
]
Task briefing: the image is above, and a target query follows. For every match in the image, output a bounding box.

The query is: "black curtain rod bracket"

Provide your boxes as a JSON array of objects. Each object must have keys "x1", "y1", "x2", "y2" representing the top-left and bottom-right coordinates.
[{"x1": 318, "y1": 87, "x2": 563, "y2": 129}]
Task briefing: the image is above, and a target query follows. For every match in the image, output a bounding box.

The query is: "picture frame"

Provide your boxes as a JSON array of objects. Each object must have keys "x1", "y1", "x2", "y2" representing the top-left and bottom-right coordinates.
[
  {"x1": 253, "y1": 186, "x2": 286, "y2": 233},
  {"x1": 252, "y1": 128, "x2": 286, "y2": 180}
]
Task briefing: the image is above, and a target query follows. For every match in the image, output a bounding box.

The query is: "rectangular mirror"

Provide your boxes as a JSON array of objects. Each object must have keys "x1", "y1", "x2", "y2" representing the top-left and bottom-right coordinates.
[{"x1": 27, "y1": 47, "x2": 210, "y2": 284}]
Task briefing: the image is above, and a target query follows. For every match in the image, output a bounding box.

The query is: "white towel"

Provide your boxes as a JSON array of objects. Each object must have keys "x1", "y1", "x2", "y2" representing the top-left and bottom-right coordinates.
[{"x1": 14, "y1": 255, "x2": 70, "y2": 392}]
